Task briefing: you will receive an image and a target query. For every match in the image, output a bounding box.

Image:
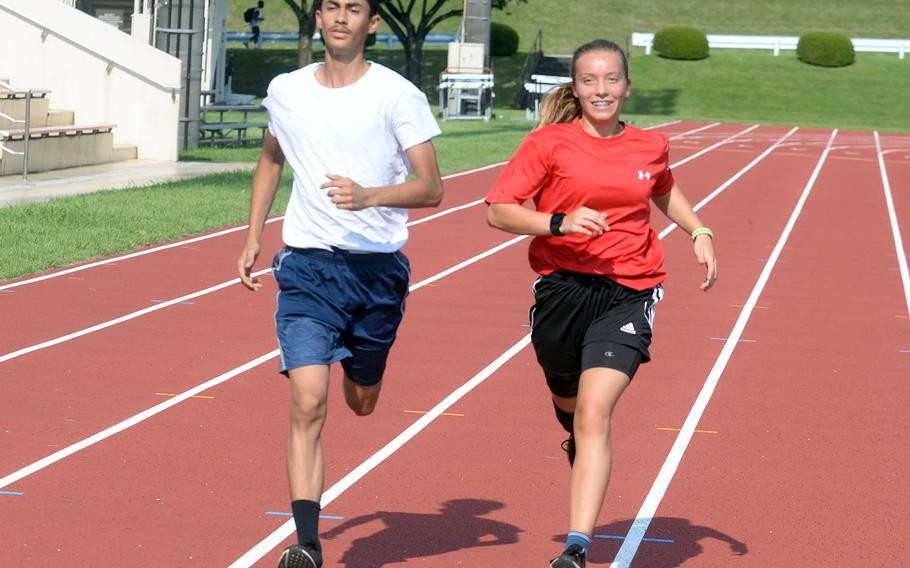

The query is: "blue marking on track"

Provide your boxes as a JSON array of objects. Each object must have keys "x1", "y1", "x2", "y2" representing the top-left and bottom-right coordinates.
[
  {"x1": 1, "y1": 490, "x2": 24, "y2": 495},
  {"x1": 595, "y1": 534, "x2": 674, "y2": 543},
  {"x1": 265, "y1": 512, "x2": 344, "y2": 520}
]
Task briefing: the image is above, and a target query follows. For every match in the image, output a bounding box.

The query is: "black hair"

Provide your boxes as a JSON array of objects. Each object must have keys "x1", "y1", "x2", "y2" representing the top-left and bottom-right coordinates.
[{"x1": 319, "y1": 0, "x2": 382, "y2": 16}]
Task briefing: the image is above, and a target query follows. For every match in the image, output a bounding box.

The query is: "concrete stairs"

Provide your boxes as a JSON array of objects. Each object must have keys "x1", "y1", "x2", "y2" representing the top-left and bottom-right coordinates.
[{"x1": 0, "y1": 80, "x2": 138, "y2": 176}]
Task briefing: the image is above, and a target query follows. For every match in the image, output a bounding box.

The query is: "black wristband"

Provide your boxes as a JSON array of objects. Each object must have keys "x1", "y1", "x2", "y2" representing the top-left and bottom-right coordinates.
[{"x1": 550, "y1": 212, "x2": 566, "y2": 236}]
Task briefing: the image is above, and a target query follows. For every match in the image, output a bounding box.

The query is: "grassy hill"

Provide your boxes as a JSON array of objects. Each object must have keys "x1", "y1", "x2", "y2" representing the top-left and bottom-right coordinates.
[{"x1": 228, "y1": 0, "x2": 910, "y2": 43}]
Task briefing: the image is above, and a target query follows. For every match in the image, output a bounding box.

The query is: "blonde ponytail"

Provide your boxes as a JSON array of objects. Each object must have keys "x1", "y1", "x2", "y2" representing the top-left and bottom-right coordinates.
[{"x1": 537, "y1": 83, "x2": 580, "y2": 129}]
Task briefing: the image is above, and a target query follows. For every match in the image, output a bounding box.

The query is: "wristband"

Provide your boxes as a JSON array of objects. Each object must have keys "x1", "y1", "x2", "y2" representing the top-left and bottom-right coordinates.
[
  {"x1": 691, "y1": 227, "x2": 714, "y2": 241},
  {"x1": 550, "y1": 212, "x2": 566, "y2": 236}
]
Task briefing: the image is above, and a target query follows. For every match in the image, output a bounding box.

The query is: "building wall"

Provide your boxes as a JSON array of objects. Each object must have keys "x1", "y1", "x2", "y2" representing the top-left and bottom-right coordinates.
[{"x1": 0, "y1": 0, "x2": 182, "y2": 161}]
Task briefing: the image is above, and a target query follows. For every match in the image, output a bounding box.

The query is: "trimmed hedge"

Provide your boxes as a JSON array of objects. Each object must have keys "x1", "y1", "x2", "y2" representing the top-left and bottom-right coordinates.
[
  {"x1": 490, "y1": 22, "x2": 520, "y2": 57},
  {"x1": 797, "y1": 32, "x2": 855, "y2": 67},
  {"x1": 653, "y1": 26, "x2": 709, "y2": 60}
]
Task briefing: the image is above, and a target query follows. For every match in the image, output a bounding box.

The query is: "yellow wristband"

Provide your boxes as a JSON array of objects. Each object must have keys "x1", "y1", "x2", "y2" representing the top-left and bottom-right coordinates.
[{"x1": 691, "y1": 227, "x2": 714, "y2": 241}]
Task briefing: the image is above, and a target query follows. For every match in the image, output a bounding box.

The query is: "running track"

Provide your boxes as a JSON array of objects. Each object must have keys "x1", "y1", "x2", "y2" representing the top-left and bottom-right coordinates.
[{"x1": 1, "y1": 121, "x2": 908, "y2": 567}]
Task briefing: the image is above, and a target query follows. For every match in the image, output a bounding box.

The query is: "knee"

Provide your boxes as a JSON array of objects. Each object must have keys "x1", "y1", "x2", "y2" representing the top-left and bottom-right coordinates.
[
  {"x1": 290, "y1": 392, "x2": 326, "y2": 428},
  {"x1": 348, "y1": 399, "x2": 376, "y2": 417},
  {"x1": 574, "y1": 402, "x2": 611, "y2": 438}
]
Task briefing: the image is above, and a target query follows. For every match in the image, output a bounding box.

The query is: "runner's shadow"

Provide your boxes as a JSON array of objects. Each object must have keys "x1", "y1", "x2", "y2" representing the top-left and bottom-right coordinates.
[
  {"x1": 322, "y1": 499, "x2": 521, "y2": 567},
  {"x1": 554, "y1": 517, "x2": 747, "y2": 566}
]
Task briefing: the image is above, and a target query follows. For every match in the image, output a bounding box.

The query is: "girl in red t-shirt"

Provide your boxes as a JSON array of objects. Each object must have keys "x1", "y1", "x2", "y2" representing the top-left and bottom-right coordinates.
[{"x1": 486, "y1": 39, "x2": 717, "y2": 568}]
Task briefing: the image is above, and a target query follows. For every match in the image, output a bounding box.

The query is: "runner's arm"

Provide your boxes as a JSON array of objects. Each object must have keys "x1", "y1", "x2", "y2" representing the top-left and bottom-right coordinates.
[
  {"x1": 323, "y1": 140, "x2": 443, "y2": 210},
  {"x1": 237, "y1": 132, "x2": 285, "y2": 291}
]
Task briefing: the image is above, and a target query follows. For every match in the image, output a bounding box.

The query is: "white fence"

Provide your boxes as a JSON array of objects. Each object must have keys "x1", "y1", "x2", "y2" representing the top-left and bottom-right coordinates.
[{"x1": 632, "y1": 32, "x2": 908, "y2": 59}]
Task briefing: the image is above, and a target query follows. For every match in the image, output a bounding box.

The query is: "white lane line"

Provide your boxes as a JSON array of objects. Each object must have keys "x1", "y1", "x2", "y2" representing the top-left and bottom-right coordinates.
[
  {"x1": 0, "y1": 270, "x2": 269, "y2": 364},
  {"x1": 229, "y1": 123, "x2": 792, "y2": 567},
  {"x1": 0, "y1": 237, "x2": 531, "y2": 490},
  {"x1": 0, "y1": 206, "x2": 516, "y2": 364},
  {"x1": 660, "y1": 127, "x2": 800, "y2": 238},
  {"x1": 0, "y1": 351, "x2": 278, "y2": 490},
  {"x1": 874, "y1": 131, "x2": 910, "y2": 318},
  {"x1": 0, "y1": 162, "x2": 510, "y2": 291},
  {"x1": 670, "y1": 124, "x2": 760, "y2": 169},
  {"x1": 228, "y1": 334, "x2": 533, "y2": 568},
  {"x1": 611, "y1": 129, "x2": 839, "y2": 568},
  {"x1": 668, "y1": 122, "x2": 720, "y2": 140}
]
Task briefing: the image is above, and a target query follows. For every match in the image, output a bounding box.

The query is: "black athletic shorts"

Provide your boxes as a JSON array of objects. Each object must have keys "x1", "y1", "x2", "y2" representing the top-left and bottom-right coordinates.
[{"x1": 529, "y1": 271, "x2": 664, "y2": 398}]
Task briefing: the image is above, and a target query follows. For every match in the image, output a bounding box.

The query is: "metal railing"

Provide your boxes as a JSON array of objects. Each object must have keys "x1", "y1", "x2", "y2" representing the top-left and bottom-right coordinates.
[
  {"x1": 632, "y1": 32, "x2": 909, "y2": 59},
  {"x1": 0, "y1": 80, "x2": 32, "y2": 182}
]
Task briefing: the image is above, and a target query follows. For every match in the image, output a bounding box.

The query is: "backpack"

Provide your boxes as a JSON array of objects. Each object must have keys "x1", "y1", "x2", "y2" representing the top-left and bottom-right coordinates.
[{"x1": 243, "y1": 7, "x2": 255, "y2": 23}]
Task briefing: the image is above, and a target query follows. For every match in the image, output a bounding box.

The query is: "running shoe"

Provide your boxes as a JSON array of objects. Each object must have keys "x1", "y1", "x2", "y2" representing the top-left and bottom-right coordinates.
[
  {"x1": 549, "y1": 543, "x2": 586, "y2": 568},
  {"x1": 561, "y1": 435, "x2": 576, "y2": 467},
  {"x1": 277, "y1": 544, "x2": 320, "y2": 568}
]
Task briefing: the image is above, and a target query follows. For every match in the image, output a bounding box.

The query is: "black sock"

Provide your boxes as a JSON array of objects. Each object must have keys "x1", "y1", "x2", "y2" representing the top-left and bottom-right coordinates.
[
  {"x1": 291, "y1": 499, "x2": 322, "y2": 556},
  {"x1": 552, "y1": 402, "x2": 575, "y2": 435}
]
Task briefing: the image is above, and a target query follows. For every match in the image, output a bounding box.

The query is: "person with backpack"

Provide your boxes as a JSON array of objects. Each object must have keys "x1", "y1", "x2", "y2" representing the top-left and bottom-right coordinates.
[{"x1": 243, "y1": 1, "x2": 265, "y2": 48}]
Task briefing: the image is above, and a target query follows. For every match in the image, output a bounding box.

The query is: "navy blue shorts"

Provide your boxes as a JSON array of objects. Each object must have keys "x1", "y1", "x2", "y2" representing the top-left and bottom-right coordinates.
[{"x1": 272, "y1": 246, "x2": 410, "y2": 386}]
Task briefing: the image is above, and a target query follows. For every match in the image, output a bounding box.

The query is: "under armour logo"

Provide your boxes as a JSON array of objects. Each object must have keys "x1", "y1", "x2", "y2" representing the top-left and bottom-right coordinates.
[{"x1": 637, "y1": 170, "x2": 651, "y2": 181}]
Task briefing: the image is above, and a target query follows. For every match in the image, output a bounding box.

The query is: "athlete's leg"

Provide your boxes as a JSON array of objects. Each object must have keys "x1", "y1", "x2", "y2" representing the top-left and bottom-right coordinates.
[
  {"x1": 286, "y1": 364, "x2": 330, "y2": 501},
  {"x1": 568, "y1": 367, "x2": 630, "y2": 534},
  {"x1": 343, "y1": 375, "x2": 382, "y2": 416}
]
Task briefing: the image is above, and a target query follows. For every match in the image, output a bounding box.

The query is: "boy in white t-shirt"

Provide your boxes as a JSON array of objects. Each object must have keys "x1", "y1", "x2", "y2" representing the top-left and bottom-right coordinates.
[{"x1": 236, "y1": 1, "x2": 443, "y2": 566}]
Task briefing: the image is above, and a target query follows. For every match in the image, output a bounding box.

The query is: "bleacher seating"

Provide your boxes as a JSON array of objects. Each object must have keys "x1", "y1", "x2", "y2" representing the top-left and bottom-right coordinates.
[{"x1": 0, "y1": 79, "x2": 136, "y2": 176}]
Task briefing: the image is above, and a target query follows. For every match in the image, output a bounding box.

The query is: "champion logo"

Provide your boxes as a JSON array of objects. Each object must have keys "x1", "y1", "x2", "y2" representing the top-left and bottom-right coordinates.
[
  {"x1": 637, "y1": 170, "x2": 651, "y2": 181},
  {"x1": 620, "y1": 322, "x2": 636, "y2": 335}
]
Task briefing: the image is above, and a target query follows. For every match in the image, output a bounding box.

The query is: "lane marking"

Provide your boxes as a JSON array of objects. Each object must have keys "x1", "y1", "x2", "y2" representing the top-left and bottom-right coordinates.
[
  {"x1": 730, "y1": 304, "x2": 768, "y2": 309},
  {"x1": 610, "y1": 129, "x2": 838, "y2": 568},
  {"x1": 228, "y1": 334, "x2": 533, "y2": 568},
  {"x1": 0, "y1": 270, "x2": 272, "y2": 365},
  {"x1": 709, "y1": 337, "x2": 756, "y2": 343},
  {"x1": 659, "y1": 127, "x2": 801, "y2": 240},
  {"x1": 0, "y1": 237, "x2": 535, "y2": 490},
  {"x1": 265, "y1": 512, "x2": 344, "y2": 520},
  {"x1": 1, "y1": 490, "x2": 24, "y2": 495},
  {"x1": 155, "y1": 392, "x2": 214, "y2": 400},
  {"x1": 597, "y1": 534, "x2": 674, "y2": 544},
  {"x1": 874, "y1": 131, "x2": 910, "y2": 319},
  {"x1": 656, "y1": 427, "x2": 719, "y2": 434},
  {"x1": 670, "y1": 124, "x2": 760, "y2": 169},
  {"x1": 404, "y1": 410, "x2": 464, "y2": 417}
]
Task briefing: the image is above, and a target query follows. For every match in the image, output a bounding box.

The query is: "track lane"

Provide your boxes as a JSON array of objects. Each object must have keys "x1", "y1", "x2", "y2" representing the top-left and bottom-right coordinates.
[{"x1": 639, "y1": 132, "x2": 910, "y2": 566}]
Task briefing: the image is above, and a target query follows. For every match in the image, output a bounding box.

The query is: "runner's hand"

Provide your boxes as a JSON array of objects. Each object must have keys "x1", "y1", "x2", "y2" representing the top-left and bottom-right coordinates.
[
  {"x1": 323, "y1": 174, "x2": 371, "y2": 211},
  {"x1": 561, "y1": 207, "x2": 609, "y2": 238},
  {"x1": 237, "y1": 243, "x2": 262, "y2": 291},
  {"x1": 694, "y1": 234, "x2": 717, "y2": 291}
]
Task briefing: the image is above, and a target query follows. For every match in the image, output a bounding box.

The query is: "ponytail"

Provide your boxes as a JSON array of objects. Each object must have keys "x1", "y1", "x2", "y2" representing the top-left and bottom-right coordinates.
[{"x1": 537, "y1": 83, "x2": 580, "y2": 128}]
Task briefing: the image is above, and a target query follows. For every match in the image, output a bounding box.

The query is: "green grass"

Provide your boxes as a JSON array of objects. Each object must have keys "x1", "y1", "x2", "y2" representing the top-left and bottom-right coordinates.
[
  {"x1": 226, "y1": 46, "x2": 910, "y2": 133},
  {"x1": 228, "y1": 0, "x2": 910, "y2": 44}
]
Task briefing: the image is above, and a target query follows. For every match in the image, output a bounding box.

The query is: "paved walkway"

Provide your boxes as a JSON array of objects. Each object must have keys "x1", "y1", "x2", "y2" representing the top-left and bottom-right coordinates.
[{"x1": 0, "y1": 159, "x2": 255, "y2": 207}]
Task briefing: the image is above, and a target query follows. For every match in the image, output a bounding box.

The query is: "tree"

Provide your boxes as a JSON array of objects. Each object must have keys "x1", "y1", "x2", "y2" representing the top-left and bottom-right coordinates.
[
  {"x1": 379, "y1": 0, "x2": 527, "y2": 87},
  {"x1": 283, "y1": 0, "x2": 320, "y2": 68}
]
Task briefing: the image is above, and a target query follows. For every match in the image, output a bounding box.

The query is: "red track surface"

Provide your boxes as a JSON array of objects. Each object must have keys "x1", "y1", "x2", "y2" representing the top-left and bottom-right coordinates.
[{"x1": 2, "y1": 122, "x2": 908, "y2": 567}]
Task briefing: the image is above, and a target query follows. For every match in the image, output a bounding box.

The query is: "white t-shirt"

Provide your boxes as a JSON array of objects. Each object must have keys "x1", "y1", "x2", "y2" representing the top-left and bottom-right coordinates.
[{"x1": 262, "y1": 62, "x2": 441, "y2": 252}]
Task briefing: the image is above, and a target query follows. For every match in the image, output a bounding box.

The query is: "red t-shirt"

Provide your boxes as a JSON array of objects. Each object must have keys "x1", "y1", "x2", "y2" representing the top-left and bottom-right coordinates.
[{"x1": 486, "y1": 119, "x2": 675, "y2": 290}]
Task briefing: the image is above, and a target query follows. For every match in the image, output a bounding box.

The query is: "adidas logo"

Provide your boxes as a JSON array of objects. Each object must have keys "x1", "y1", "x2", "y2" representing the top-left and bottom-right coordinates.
[{"x1": 620, "y1": 322, "x2": 636, "y2": 335}]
